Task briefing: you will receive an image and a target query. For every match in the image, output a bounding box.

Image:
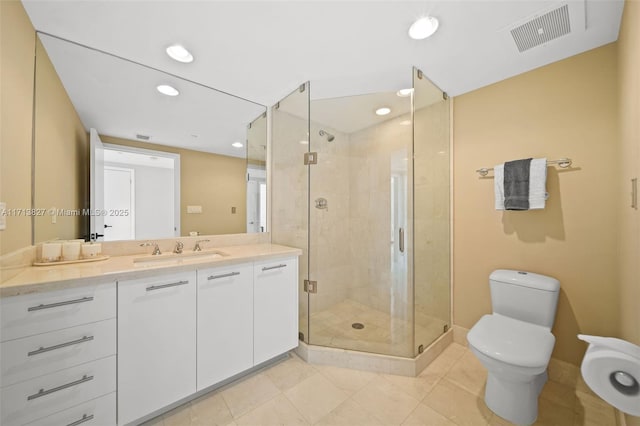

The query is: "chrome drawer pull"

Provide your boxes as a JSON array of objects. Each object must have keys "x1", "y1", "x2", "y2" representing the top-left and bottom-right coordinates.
[
  {"x1": 207, "y1": 272, "x2": 240, "y2": 280},
  {"x1": 28, "y1": 335, "x2": 94, "y2": 357},
  {"x1": 146, "y1": 280, "x2": 189, "y2": 291},
  {"x1": 27, "y1": 374, "x2": 94, "y2": 401},
  {"x1": 67, "y1": 414, "x2": 94, "y2": 426},
  {"x1": 28, "y1": 297, "x2": 94, "y2": 312},
  {"x1": 262, "y1": 264, "x2": 286, "y2": 271}
]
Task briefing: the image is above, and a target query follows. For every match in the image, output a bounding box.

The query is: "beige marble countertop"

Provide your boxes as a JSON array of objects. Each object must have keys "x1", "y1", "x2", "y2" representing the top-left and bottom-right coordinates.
[{"x1": 0, "y1": 244, "x2": 302, "y2": 298}]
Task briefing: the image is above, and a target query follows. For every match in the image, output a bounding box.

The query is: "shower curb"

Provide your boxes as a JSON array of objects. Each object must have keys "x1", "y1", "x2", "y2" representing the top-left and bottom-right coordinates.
[{"x1": 295, "y1": 329, "x2": 453, "y2": 377}]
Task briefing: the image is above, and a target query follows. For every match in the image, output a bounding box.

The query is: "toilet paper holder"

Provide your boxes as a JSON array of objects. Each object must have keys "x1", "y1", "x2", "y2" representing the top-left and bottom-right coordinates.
[{"x1": 578, "y1": 334, "x2": 640, "y2": 416}]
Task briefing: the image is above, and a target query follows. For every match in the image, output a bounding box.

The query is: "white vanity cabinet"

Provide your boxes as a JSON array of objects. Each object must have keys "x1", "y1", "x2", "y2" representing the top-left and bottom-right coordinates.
[
  {"x1": 117, "y1": 271, "x2": 197, "y2": 425},
  {"x1": 0, "y1": 282, "x2": 116, "y2": 426},
  {"x1": 196, "y1": 263, "x2": 253, "y2": 390},
  {"x1": 1, "y1": 247, "x2": 300, "y2": 425},
  {"x1": 253, "y1": 257, "x2": 298, "y2": 365}
]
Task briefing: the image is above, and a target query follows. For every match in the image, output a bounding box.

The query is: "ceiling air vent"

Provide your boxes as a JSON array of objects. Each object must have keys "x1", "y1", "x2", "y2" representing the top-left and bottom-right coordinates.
[
  {"x1": 510, "y1": 4, "x2": 571, "y2": 53},
  {"x1": 136, "y1": 134, "x2": 150, "y2": 141}
]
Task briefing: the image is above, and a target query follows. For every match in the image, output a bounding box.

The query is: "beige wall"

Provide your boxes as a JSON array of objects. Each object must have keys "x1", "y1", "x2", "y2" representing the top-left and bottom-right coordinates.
[
  {"x1": 33, "y1": 38, "x2": 88, "y2": 243},
  {"x1": 453, "y1": 44, "x2": 619, "y2": 365},
  {"x1": 0, "y1": 0, "x2": 36, "y2": 255},
  {"x1": 0, "y1": 1, "x2": 88, "y2": 253},
  {"x1": 616, "y1": 1, "x2": 640, "y2": 425},
  {"x1": 102, "y1": 136, "x2": 247, "y2": 236}
]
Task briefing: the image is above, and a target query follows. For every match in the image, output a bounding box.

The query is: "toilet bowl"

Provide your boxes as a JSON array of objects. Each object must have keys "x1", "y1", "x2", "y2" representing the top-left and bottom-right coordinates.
[{"x1": 467, "y1": 270, "x2": 560, "y2": 425}]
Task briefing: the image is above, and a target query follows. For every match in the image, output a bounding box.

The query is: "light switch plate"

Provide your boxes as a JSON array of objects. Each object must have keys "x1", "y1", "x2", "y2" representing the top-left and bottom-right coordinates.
[
  {"x1": 187, "y1": 205, "x2": 202, "y2": 214},
  {"x1": 0, "y1": 202, "x2": 6, "y2": 230}
]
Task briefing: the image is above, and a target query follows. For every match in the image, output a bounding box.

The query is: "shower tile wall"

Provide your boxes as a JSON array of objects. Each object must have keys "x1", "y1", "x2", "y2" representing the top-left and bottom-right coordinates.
[
  {"x1": 308, "y1": 122, "x2": 352, "y2": 313},
  {"x1": 347, "y1": 114, "x2": 412, "y2": 321}
]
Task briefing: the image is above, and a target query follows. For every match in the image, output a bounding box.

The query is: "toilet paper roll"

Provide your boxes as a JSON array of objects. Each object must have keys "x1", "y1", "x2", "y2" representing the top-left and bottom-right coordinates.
[{"x1": 578, "y1": 334, "x2": 640, "y2": 416}]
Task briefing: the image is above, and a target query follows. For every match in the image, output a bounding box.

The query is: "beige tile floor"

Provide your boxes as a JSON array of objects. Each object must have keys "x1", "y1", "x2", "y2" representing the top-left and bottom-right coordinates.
[
  {"x1": 300, "y1": 299, "x2": 448, "y2": 358},
  {"x1": 142, "y1": 343, "x2": 617, "y2": 426}
]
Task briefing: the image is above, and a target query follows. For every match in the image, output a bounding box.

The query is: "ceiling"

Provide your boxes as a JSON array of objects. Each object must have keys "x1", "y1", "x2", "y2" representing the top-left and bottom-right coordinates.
[
  {"x1": 22, "y1": 0, "x2": 624, "y2": 154},
  {"x1": 39, "y1": 33, "x2": 265, "y2": 157}
]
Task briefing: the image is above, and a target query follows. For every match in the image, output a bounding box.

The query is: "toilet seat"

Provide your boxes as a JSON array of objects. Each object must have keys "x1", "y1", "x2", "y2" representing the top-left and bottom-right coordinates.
[{"x1": 468, "y1": 314, "x2": 555, "y2": 368}]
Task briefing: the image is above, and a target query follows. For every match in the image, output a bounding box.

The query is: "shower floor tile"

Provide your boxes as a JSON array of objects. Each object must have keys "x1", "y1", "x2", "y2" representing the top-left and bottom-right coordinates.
[
  {"x1": 144, "y1": 343, "x2": 617, "y2": 426},
  {"x1": 300, "y1": 298, "x2": 447, "y2": 357}
]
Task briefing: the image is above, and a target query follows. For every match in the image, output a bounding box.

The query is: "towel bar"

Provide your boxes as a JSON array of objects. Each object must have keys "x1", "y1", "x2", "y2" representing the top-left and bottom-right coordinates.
[{"x1": 476, "y1": 158, "x2": 572, "y2": 177}]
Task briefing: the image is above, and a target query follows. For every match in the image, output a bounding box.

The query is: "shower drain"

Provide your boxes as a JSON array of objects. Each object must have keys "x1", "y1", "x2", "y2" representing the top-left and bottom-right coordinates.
[{"x1": 352, "y1": 323, "x2": 365, "y2": 330}]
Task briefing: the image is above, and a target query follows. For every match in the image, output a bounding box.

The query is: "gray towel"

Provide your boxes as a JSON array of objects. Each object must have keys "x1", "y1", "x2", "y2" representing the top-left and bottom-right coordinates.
[{"x1": 504, "y1": 158, "x2": 532, "y2": 210}]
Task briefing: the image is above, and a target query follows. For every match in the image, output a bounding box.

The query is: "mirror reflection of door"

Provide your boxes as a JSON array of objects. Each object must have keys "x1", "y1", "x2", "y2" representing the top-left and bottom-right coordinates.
[
  {"x1": 103, "y1": 166, "x2": 135, "y2": 241},
  {"x1": 89, "y1": 129, "x2": 105, "y2": 241},
  {"x1": 100, "y1": 144, "x2": 180, "y2": 240},
  {"x1": 391, "y1": 150, "x2": 408, "y2": 289},
  {"x1": 247, "y1": 166, "x2": 267, "y2": 232}
]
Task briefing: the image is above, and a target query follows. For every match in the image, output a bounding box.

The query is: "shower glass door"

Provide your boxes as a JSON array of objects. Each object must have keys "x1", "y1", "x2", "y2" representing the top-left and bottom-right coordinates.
[
  {"x1": 412, "y1": 68, "x2": 451, "y2": 356},
  {"x1": 271, "y1": 71, "x2": 451, "y2": 358},
  {"x1": 270, "y1": 83, "x2": 311, "y2": 343},
  {"x1": 306, "y1": 85, "x2": 415, "y2": 357}
]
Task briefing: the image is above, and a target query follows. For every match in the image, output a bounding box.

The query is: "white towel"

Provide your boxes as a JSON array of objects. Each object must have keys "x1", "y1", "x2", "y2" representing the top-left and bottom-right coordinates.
[
  {"x1": 529, "y1": 158, "x2": 547, "y2": 209},
  {"x1": 494, "y1": 164, "x2": 505, "y2": 210}
]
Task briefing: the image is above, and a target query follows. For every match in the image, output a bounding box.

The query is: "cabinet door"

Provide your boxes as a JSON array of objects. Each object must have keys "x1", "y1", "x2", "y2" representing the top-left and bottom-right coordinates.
[
  {"x1": 197, "y1": 263, "x2": 253, "y2": 391},
  {"x1": 117, "y1": 271, "x2": 196, "y2": 425},
  {"x1": 253, "y1": 257, "x2": 298, "y2": 365}
]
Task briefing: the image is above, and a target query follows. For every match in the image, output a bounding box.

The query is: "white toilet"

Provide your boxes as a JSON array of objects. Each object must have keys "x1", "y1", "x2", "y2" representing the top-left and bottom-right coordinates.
[{"x1": 467, "y1": 270, "x2": 560, "y2": 425}]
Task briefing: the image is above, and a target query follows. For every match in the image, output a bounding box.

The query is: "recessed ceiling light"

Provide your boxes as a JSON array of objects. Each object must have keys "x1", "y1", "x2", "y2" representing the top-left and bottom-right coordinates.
[
  {"x1": 157, "y1": 84, "x2": 179, "y2": 96},
  {"x1": 376, "y1": 107, "x2": 391, "y2": 116},
  {"x1": 409, "y1": 16, "x2": 439, "y2": 40},
  {"x1": 232, "y1": 142, "x2": 244, "y2": 148},
  {"x1": 166, "y1": 44, "x2": 194, "y2": 63},
  {"x1": 397, "y1": 88, "x2": 413, "y2": 97},
  {"x1": 299, "y1": 140, "x2": 309, "y2": 145}
]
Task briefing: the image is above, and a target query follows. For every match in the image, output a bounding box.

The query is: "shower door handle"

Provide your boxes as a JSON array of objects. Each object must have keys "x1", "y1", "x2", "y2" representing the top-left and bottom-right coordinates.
[{"x1": 399, "y1": 228, "x2": 404, "y2": 253}]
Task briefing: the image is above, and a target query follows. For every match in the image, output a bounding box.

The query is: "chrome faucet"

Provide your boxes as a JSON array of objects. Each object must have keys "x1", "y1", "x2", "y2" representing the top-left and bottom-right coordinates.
[
  {"x1": 194, "y1": 239, "x2": 210, "y2": 252},
  {"x1": 140, "y1": 242, "x2": 161, "y2": 255},
  {"x1": 174, "y1": 241, "x2": 184, "y2": 254}
]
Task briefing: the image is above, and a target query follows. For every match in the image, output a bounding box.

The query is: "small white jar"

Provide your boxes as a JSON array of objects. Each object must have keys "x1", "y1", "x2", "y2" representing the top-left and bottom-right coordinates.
[
  {"x1": 41, "y1": 242, "x2": 62, "y2": 262},
  {"x1": 81, "y1": 243, "x2": 102, "y2": 258},
  {"x1": 62, "y1": 241, "x2": 82, "y2": 261}
]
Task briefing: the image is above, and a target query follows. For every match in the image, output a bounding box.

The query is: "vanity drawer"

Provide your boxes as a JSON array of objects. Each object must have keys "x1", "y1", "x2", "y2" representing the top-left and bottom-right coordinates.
[
  {"x1": 0, "y1": 282, "x2": 116, "y2": 342},
  {"x1": 0, "y1": 355, "x2": 116, "y2": 426},
  {"x1": 1, "y1": 318, "x2": 116, "y2": 387},
  {"x1": 25, "y1": 392, "x2": 116, "y2": 426}
]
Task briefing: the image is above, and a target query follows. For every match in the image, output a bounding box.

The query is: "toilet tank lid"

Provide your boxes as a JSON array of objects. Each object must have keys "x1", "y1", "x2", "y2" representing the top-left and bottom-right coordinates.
[{"x1": 490, "y1": 270, "x2": 560, "y2": 292}]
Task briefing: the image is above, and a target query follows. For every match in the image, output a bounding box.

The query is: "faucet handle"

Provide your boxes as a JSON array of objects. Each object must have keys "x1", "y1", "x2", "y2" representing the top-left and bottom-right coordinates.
[
  {"x1": 140, "y1": 242, "x2": 161, "y2": 255},
  {"x1": 194, "y1": 239, "x2": 210, "y2": 252}
]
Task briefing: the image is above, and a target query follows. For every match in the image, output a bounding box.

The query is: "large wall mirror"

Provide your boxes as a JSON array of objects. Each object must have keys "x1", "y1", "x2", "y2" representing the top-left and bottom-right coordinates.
[{"x1": 33, "y1": 32, "x2": 267, "y2": 243}]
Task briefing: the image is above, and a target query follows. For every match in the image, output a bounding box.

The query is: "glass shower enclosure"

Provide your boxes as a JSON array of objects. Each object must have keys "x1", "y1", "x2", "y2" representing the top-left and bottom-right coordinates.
[{"x1": 272, "y1": 68, "x2": 450, "y2": 358}]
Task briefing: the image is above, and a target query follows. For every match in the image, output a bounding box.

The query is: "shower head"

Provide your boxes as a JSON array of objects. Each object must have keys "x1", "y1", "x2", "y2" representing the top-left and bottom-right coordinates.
[{"x1": 319, "y1": 129, "x2": 335, "y2": 142}]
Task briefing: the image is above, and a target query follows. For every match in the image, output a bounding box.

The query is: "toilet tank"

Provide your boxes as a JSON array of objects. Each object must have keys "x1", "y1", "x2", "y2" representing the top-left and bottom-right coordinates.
[{"x1": 490, "y1": 270, "x2": 560, "y2": 329}]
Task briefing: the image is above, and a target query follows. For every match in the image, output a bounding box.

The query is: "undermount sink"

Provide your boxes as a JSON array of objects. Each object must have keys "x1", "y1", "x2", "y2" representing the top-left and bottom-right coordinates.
[{"x1": 133, "y1": 250, "x2": 228, "y2": 267}]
